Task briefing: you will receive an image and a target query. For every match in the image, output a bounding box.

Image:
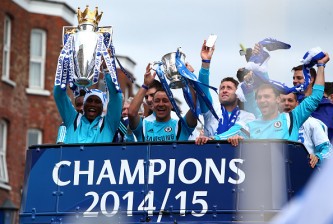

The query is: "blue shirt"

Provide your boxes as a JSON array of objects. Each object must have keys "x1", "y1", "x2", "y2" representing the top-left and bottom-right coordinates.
[
  {"x1": 245, "y1": 85, "x2": 324, "y2": 141},
  {"x1": 133, "y1": 113, "x2": 194, "y2": 142}
]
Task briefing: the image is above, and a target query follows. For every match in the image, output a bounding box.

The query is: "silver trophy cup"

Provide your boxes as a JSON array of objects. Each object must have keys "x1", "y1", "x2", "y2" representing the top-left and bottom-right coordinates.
[
  {"x1": 73, "y1": 24, "x2": 99, "y2": 87},
  {"x1": 62, "y1": 24, "x2": 113, "y2": 87},
  {"x1": 161, "y1": 51, "x2": 186, "y2": 89}
]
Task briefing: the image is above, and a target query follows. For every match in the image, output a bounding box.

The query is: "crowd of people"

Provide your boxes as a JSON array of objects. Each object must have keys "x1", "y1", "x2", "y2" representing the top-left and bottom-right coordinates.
[{"x1": 54, "y1": 40, "x2": 333, "y2": 168}]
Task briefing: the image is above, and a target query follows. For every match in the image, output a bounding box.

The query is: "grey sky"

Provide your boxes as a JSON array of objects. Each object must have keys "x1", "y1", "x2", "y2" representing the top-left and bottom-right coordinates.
[{"x1": 61, "y1": 0, "x2": 333, "y2": 107}]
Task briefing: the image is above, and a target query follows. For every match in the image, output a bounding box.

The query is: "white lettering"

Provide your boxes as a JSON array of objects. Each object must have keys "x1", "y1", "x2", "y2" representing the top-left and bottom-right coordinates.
[
  {"x1": 52, "y1": 161, "x2": 71, "y2": 186},
  {"x1": 96, "y1": 160, "x2": 116, "y2": 185},
  {"x1": 119, "y1": 160, "x2": 144, "y2": 184},
  {"x1": 178, "y1": 158, "x2": 202, "y2": 184},
  {"x1": 228, "y1": 159, "x2": 245, "y2": 184},
  {"x1": 148, "y1": 159, "x2": 166, "y2": 184},
  {"x1": 53, "y1": 157, "x2": 245, "y2": 187},
  {"x1": 168, "y1": 159, "x2": 176, "y2": 184},
  {"x1": 74, "y1": 160, "x2": 95, "y2": 185},
  {"x1": 205, "y1": 158, "x2": 226, "y2": 184}
]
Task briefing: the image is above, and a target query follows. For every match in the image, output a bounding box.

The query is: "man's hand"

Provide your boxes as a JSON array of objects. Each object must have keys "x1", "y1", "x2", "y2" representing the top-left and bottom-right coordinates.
[
  {"x1": 309, "y1": 154, "x2": 319, "y2": 168},
  {"x1": 227, "y1": 135, "x2": 243, "y2": 147},
  {"x1": 143, "y1": 63, "x2": 156, "y2": 86},
  {"x1": 252, "y1": 43, "x2": 262, "y2": 55},
  {"x1": 244, "y1": 70, "x2": 254, "y2": 84},
  {"x1": 201, "y1": 40, "x2": 215, "y2": 61},
  {"x1": 185, "y1": 62, "x2": 195, "y2": 73},
  {"x1": 317, "y1": 52, "x2": 330, "y2": 65},
  {"x1": 195, "y1": 135, "x2": 213, "y2": 145},
  {"x1": 100, "y1": 48, "x2": 112, "y2": 71}
]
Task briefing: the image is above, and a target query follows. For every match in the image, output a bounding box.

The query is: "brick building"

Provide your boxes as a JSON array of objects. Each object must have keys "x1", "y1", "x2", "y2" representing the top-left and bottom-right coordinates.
[{"x1": 0, "y1": 0, "x2": 136, "y2": 222}]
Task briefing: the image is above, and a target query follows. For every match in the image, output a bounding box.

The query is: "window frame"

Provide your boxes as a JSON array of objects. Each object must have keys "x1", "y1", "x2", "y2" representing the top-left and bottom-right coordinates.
[
  {"x1": 2, "y1": 15, "x2": 15, "y2": 87},
  {"x1": 0, "y1": 120, "x2": 9, "y2": 188},
  {"x1": 27, "y1": 128, "x2": 43, "y2": 148},
  {"x1": 27, "y1": 29, "x2": 49, "y2": 96}
]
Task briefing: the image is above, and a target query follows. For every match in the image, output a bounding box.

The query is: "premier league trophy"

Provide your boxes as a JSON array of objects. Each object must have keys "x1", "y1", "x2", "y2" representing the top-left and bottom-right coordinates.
[{"x1": 55, "y1": 6, "x2": 120, "y2": 93}]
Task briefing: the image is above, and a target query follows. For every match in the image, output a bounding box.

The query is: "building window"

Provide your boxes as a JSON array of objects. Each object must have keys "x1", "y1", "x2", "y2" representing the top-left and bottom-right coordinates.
[
  {"x1": 27, "y1": 29, "x2": 49, "y2": 96},
  {"x1": 0, "y1": 120, "x2": 8, "y2": 184},
  {"x1": 2, "y1": 16, "x2": 15, "y2": 86},
  {"x1": 27, "y1": 129, "x2": 42, "y2": 147}
]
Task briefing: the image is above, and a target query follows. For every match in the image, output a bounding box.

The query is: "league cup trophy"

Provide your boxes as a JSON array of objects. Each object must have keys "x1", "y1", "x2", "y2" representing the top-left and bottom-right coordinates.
[
  {"x1": 160, "y1": 48, "x2": 186, "y2": 89},
  {"x1": 55, "y1": 6, "x2": 115, "y2": 91}
]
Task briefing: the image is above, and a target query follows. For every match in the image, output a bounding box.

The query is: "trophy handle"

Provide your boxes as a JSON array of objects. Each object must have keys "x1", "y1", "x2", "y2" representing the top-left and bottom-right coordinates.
[
  {"x1": 150, "y1": 61, "x2": 162, "y2": 74},
  {"x1": 62, "y1": 26, "x2": 78, "y2": 46}
]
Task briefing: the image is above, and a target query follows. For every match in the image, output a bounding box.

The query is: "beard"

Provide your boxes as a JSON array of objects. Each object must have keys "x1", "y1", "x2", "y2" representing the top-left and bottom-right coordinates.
[{"x1": 220, "y1": 98, "x2": 238, "y2": 107}]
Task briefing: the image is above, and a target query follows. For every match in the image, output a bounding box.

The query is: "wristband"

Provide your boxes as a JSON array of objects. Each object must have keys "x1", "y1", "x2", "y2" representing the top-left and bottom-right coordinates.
[
  {"x1": 202, "y1": 59, "x2": 211, "y2": 63},
  {"x1": 141, "y1": 84, "x2": 149, "y2": 90},
  {"x1": 317, "y1": 63, "x2": 326, "y2": 68}
]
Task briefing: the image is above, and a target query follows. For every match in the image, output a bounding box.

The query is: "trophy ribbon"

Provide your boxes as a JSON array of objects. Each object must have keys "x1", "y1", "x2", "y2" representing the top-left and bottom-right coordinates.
[
  {"x1": 110, "y1": 44, "x2": 135, "y2": 83},
  {"x1": 182, "y1": 79, "x2": 202, "y2": 125},
  {"x1": 155, "y1": 64, "x2": 192, "y2": 134},
  {"x1": 174, "y1": 50, "x2": 220, "y2": 121},
  {"x1": 96, "y1": 34, "x2": 121, "y2": 93},
  {"x1": 55, "y1": 35, "x2": 75, "y2": 90}
]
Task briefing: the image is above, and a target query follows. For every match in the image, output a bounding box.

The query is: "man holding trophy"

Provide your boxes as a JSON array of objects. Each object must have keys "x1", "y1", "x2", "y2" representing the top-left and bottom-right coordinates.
[
  {"x1": 128, "y1": 63, "x2": 198, "y2": 142},
  {"x1": 53, "y1": 6, "x2": 122, "y2": 143}
]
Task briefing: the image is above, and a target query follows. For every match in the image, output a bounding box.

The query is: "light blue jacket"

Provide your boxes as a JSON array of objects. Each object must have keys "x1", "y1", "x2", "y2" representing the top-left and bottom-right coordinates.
[{"x1": 53, "y1": 73, "x2": 122, "y2": 143}]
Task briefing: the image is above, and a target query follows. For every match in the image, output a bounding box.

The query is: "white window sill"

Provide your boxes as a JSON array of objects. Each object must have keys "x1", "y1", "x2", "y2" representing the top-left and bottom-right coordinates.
[
  {"x1": 0, "y1": 182, "x2": 12, "y2": 191},
  {"x1": 26, "y1": 88, "x2": 51, "y2": 96},
  {"x1": 1, "y1": 77, "x2": 16, "y2": 87}
]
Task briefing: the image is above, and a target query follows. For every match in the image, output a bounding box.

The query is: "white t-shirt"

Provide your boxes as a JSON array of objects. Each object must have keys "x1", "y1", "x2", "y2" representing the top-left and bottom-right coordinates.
[
  {"x1": 298, "y1": 117, "x2": 328, "y2": 154},
  {"x1": 203, "y1": 105, "x2": 255, "y2": 137}
]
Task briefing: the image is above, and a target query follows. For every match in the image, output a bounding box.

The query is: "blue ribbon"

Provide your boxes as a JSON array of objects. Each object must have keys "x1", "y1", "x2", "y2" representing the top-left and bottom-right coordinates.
[
  {"x1": 174, "y1": 50, "x2": 219, "y2": 121},
  {"x1": 108, "y1": 43, "x2": 135, "y2": 83},
  {"x1": 55, "y1": 35, "x2": 74, "y2": 90},
  {"x1": 97, "y1": 34, "x2": 121, "y2": 93},
  {"x1": 102, "y1": 32, "x2": 111, "y2": 48},
  {"x1": 182, "y1": 79, "x2": 202, "y2": 125}
]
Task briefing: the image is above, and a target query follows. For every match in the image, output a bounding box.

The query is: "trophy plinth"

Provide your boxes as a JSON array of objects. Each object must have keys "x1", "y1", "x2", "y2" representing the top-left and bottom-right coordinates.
[{"x1": 162, "y1": 51, "x2": 186, "y2": 89}]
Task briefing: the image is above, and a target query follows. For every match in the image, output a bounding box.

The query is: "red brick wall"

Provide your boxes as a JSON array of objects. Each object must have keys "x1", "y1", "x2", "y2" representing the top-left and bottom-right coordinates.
[{"x1": 0, "y1": 0, "x2": 72, "y2": 210}]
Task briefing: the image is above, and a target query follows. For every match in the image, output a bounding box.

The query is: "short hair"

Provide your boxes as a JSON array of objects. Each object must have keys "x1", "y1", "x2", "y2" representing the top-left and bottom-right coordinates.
[
  {"x1": 282, "y1": 92, "x2": 298, "y2": 102},
  {"x1": 255, "y1": 84, "x2": 281, "y2": 99},
  {"x1": 236, "y1": 68, "x2": 250, "y2": 82},
  {"x1": 221, "y1": 77, "x2": 239, "y2": 88},
  {"x1": 74, "y1": 89, "x2": 86, "y2": 105},
  {"x1": 292, "y1": 65, "x2": 317, "y2": 85},
  {"x1": 153, "y1": 88, "x2": 166, "y2": 98},
  {"x1": 325, "y1": 82, "x2": 333, "y2": 95},
  {"x1": 149, "y1": 79, "x2": 162, "y2": 90}
]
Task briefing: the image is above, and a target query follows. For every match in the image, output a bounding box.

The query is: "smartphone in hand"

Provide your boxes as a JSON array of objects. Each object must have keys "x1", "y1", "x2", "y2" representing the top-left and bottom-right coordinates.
[{"x1": 206, "y1": 34, "x2": 218, "y2": 48}]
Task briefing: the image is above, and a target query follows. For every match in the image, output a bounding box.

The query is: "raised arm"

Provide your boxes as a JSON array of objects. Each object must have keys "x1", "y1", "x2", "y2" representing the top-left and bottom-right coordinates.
[
  {"x1": 198, "y1": 40, "x2": 215, "y2": 113},
  {"x1": 292, "y1": 53, "x2": 330, "y2": 127},
  {"x1": 105, "y1": 72, "x2": 123, "y2": 135},
  {"x1": 53, "y1": 85, "x2": 77, "y2": 126},
  {"x1": 185, "y1": 85, "x2": 198, "y2": 128},
  {"x1": 315, "y1": 53, "x2": 329, "y2": 86},
  {"x1": 128, "y1": 64, "x2": 156, "y2": 130}
]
